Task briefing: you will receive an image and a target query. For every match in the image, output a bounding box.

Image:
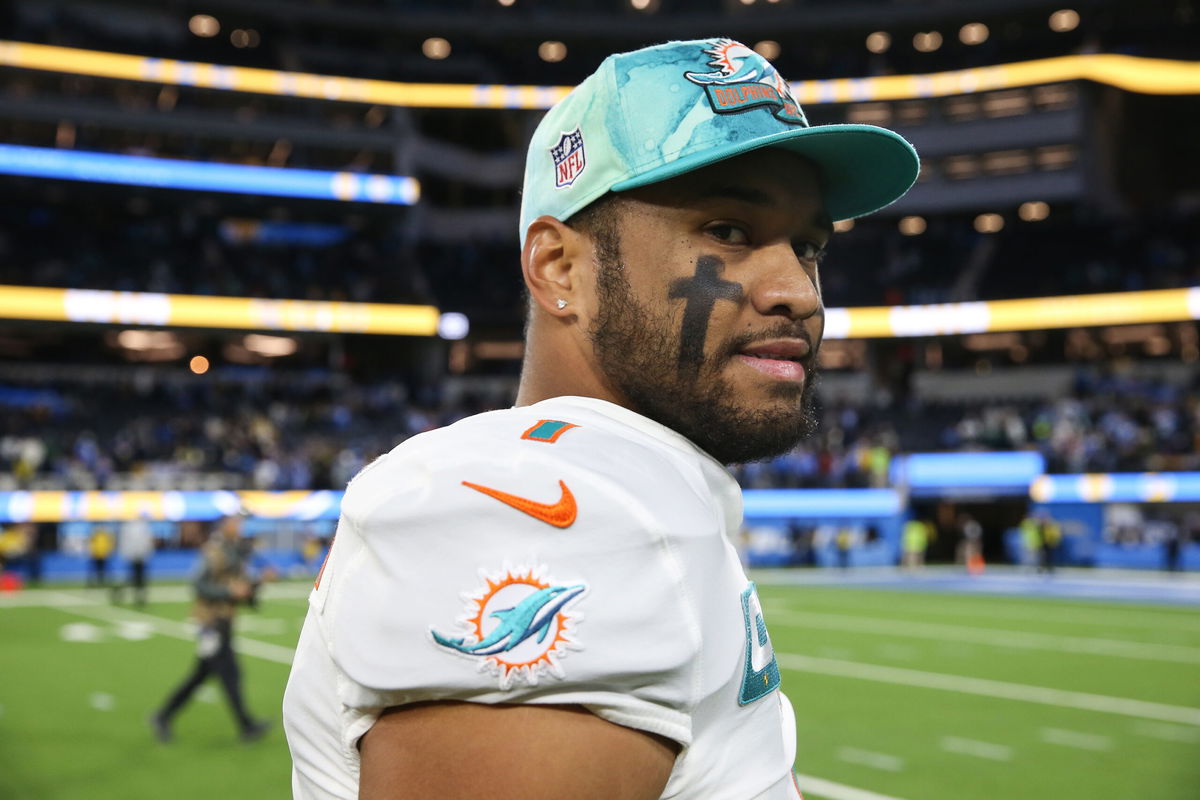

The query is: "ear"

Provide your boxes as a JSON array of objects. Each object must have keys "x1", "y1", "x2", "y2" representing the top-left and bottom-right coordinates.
[{"x1": 521, "y1": 215, "x2": 587, "y2": 319}]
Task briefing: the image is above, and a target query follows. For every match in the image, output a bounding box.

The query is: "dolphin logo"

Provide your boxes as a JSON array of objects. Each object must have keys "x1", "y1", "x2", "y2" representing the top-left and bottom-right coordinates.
[
  {"x1": 432, "y1": 584, "x2": 586, "y2": 656},
  {"x1": 683, "y1": 39, "x2": 804, "y2": 125},
  {"x1": 685, "y1": 39, "x2": 769, "y2": 86}
]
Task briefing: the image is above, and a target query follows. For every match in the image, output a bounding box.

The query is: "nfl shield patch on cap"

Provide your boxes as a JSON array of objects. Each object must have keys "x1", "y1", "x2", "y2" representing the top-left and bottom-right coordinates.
[{"x1": 551, "y1": 128, "x2": 587, "y2": 188}]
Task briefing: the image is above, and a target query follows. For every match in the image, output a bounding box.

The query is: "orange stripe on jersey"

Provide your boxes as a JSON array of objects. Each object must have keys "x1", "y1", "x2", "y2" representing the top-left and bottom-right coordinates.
[{"x1": 520, "y1": 419, "x2": 579, "y2": 443}]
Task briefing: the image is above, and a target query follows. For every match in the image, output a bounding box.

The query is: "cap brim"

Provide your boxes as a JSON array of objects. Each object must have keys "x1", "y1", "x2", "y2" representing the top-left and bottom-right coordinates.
[{"x1": 611, "y1": 123, "x2": 919, "y2": 222}]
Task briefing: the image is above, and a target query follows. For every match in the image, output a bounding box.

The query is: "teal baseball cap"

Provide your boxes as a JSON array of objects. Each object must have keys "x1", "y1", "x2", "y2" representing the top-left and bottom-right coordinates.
[{"x1": 520, "y1": 38, "x2": 919, "y2": 244}]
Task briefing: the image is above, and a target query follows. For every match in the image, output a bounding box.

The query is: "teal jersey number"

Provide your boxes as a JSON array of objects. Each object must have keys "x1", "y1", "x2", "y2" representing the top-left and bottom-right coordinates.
[{"x1": 738, "y1": 582, "x2": 781, "y2": 705}]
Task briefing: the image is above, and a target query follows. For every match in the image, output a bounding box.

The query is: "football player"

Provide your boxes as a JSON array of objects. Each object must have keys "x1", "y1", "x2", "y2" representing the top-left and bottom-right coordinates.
[{"x1": 284, "y1": 38, "x2": 917, "y2": 799}]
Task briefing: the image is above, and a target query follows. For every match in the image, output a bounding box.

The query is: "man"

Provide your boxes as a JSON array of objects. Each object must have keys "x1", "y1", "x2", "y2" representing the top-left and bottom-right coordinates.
[
  {"x1": 86, "y1": 524, "x2": 115, "y2": 587},
  {"x1": 112, "y1": 511, "x2": 155, "y2": 606},
  {"x1": 150, "y1": 511, "x2": 269, "y2": 742},
  {"x1": 284, "y1": 38, "x2": 917, "y2": 798}
]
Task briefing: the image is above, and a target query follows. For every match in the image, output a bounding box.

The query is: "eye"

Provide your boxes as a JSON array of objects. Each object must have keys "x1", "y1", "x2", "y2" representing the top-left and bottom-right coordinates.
[
  {"x1": 705, "y1": 223, "x2": 750, "y2": 245},
  {"x1": 793, "y1": 240, "x2": 827, "y2": 264}
]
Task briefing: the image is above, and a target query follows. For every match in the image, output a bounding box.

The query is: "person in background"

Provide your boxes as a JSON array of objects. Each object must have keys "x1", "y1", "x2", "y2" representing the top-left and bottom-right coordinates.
[
  {"x1": 87, "y1": 525, "x2": 116, "y2": 587},
  {"x1": 149, "y1": 510, "x2": 270, "y2": 743},
  {"x1": 956, "y1": 512, "x2": 984, "y2": 575},
  {"x1": 113, "y1": 512, "x2": 156, "y2": 607},
  {"x1": 1038, "y1": 512, "x2": 1062, "y2": 574},
  {"x1": 1163, "y1": 522, "x2": 1183, "y2": 572},
  {"x1": 0, "y1": 523, "x2": 30, "y2": 580},
  {"x1": 901, "y1": 517, "x2": 932, "y2": 571},
  {"x1": 1019, "y1": 512, "x2": 1042, "y2": 570},
  {"x1": 835, "y1": 527, "x2": 854, "y2": 570}
]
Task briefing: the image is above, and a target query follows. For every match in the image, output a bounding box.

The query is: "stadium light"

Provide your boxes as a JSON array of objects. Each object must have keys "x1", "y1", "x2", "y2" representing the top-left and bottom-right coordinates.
[
  {"x1": 1049, "y1": 9, "x2": 1081, "y2": 32},
  {"x1": 188, "y1": 15, "x2": 219, "y2": 38},
  {"x1": 422, "y1": 37, "x2": 451, "y2": 60},
  {"x1": 438, "y1": 312, "x2": 471, "y2": 340},
  {"x1": 960, "y1": 23, "x2": 989, "y2": 45},
  {"x1": 243, "y1": 334, "x2": 298, "y2": 357},
  {"x1": 538, "y1": 41, "x2": 567, "y2": 63},
  {"x1": 899, "y1": 216, "x2": 926, "y2": 235},
  {"x1": 974, "y1": 213, "x2": 1005, "y2": 233},
  {"x1": 865, "y1": 31, "x2": 891, "y2": 54},
  {"x1": 1019, "y1": 201, "x2": 1050, "y2": 222},
  {"x1": 754, "y1": 41, "x2": 781, "y2": 60},
  {"x1": 913, "y1": 31, "x2": 944, "y2": 53},
  {"x1": 231, "y1": 29, "x2": 260, "y2": 49},
  {"x1": 0, "y1": 144, "x2": 419, "y2": 204},
  {"x1": 498, "y1": 0, "x2": 516, "y2": 5}
]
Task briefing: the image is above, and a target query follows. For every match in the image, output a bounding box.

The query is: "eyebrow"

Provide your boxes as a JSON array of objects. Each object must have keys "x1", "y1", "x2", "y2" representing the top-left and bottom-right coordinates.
[{"x1": 700, "y1": 185, "x2": 834, "y2": 239}]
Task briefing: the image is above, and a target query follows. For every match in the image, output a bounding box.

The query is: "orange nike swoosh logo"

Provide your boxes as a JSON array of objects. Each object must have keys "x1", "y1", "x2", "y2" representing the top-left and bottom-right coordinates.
[{"x1": 461, "y1": 479, "x2": 577, "y2": 528}]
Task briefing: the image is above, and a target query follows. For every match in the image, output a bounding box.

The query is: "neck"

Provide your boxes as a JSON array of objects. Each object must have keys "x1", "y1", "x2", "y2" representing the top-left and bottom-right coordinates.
[{"x1": 515, "y1": 317, "x2": 624, "y2": 408}]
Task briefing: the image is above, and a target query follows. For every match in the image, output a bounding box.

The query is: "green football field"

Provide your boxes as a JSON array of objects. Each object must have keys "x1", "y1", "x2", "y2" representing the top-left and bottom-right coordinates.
[{"x1": 1, "y1": 577, "x2": 1197, "y2": 799}]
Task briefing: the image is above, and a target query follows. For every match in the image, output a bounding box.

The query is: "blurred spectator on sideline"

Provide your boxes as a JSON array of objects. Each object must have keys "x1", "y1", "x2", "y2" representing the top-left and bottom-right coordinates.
[
  {"x1": 956, "y1": 513, "x2": 985, "y2": 575},
  {"x1": 0, "y1": 522, "x2": 31, "y2": 577},
  {"x1": 901, "y1": 518, "x2": 932, "y2": 570},
  {"x1": 1020, "y1": 513, "x2": 1042, "y2": 570},
  {"x1": 112, "y1": 512, "x2": 155, "y2": 606},
  {"x1": 835, "y1": 528, "x2": 854, "y2": 570},
  {"x1": 87, "y1": 525, "x2": 115, "y2": 587},
  {"x1": 1038, "y1": 513, "x2": 1063, "y2": 574}
]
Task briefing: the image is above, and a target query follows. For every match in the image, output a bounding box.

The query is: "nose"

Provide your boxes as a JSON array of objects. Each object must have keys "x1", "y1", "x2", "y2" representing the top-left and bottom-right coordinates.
[{"x1": 747, "y1": 241, "x2": 823, "y2": 322}]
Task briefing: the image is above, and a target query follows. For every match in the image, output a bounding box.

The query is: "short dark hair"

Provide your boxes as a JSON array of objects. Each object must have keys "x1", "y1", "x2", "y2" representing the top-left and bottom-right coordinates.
[{"x1": 566, "y1": 192, "x2": 622, "y2": 240}]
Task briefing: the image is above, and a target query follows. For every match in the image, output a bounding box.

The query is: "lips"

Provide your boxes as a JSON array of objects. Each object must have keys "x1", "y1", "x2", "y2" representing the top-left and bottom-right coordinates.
[{"x1": 735, "y1": 339, "x2": 811, "y2": 383}]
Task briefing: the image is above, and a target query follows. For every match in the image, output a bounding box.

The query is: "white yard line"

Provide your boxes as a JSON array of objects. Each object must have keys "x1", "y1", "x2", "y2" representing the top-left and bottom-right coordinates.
[
  {"x1": 0, "y1": 589, "x2": 99, "y2": 607},
  {"x1": 771, "y1": 610, "x2": 1200, "y2": 664},
  {"x1": 835, "y1": 747, "x2": 905, "y2": 772},
  {"x1": 1038, "y1": 727, "x2": 1114, "y2": 751},
  {"x1": 778, "y1": 653, "x2": 1200, "y2": 727},
  {"x1": 793, "y1": 773, "x2": 907, "y2": 800},
  {"x1": 45, "y1": 593, "x2": 296, "y2": 666},
  {"x1": 939, "y1": 736, "x2": 1012, "y2": 761},
  {"x1": 1132, "y1": 721, "x2": 1200, "y2": 744},
  {"x1": 0, "y1": 582, "x2": 314, "y2": 607}
]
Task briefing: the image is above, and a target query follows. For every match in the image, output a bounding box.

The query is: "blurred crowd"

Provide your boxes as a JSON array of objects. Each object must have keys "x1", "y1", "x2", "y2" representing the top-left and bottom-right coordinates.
[
  {"x1": 0, "y1": 372, "x2": 507, "y2": 492},
  {"x1": 0, "y1": 201, "x2": 434, "y2": 306},
  {"x1": 2, "y1": 200, "x2": 1197, "y2": 312},
  {"x1": 4, "y1": 366, "x2": 1198, "y2": 492}
]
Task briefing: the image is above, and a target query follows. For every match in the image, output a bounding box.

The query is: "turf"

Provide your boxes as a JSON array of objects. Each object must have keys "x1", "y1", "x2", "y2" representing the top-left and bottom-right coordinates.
[{"x1": 1, "y1": 580, "x2": 1197, "y2": 800}]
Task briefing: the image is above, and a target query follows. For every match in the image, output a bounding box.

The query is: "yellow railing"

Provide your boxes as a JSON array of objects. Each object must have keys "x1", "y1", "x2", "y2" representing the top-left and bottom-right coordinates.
[
  {"x1": 1, "y1": 40, "x2": 1198, "y2": 110},
  {"x1": 823, "y1": 287, "x2": 1200, "y2": 339},
  {"x1": 0, "y1": 285, "x2": 441, "y2": 336}
]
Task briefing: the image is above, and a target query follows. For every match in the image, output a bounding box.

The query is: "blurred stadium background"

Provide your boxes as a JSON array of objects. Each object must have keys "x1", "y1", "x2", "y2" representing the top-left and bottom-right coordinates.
[{"x1": 0, "y1": 0, "x2": 1198, "y2": 798}]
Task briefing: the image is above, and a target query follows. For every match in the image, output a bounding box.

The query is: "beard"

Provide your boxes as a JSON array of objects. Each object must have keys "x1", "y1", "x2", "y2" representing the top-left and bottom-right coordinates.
[{"x1": 585, "y1": 231, "x2": 820, "y2": 465}]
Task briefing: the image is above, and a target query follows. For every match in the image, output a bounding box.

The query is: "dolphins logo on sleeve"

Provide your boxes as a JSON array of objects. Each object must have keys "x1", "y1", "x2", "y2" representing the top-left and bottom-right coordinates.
[{"x1": 430, "y1": 565, "x2": 587, "y2": 689}]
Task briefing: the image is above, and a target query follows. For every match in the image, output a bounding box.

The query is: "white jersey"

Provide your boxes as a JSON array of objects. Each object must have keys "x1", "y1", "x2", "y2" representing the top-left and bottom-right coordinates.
[{"x1": 283, "y1": 395, "x2": 802, "y2": 800}]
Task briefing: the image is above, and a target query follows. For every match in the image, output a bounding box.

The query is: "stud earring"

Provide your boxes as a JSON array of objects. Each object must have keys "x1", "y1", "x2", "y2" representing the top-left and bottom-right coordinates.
[{"x1": 556, "y1": 299, "x2": 568, "y2": 310}]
